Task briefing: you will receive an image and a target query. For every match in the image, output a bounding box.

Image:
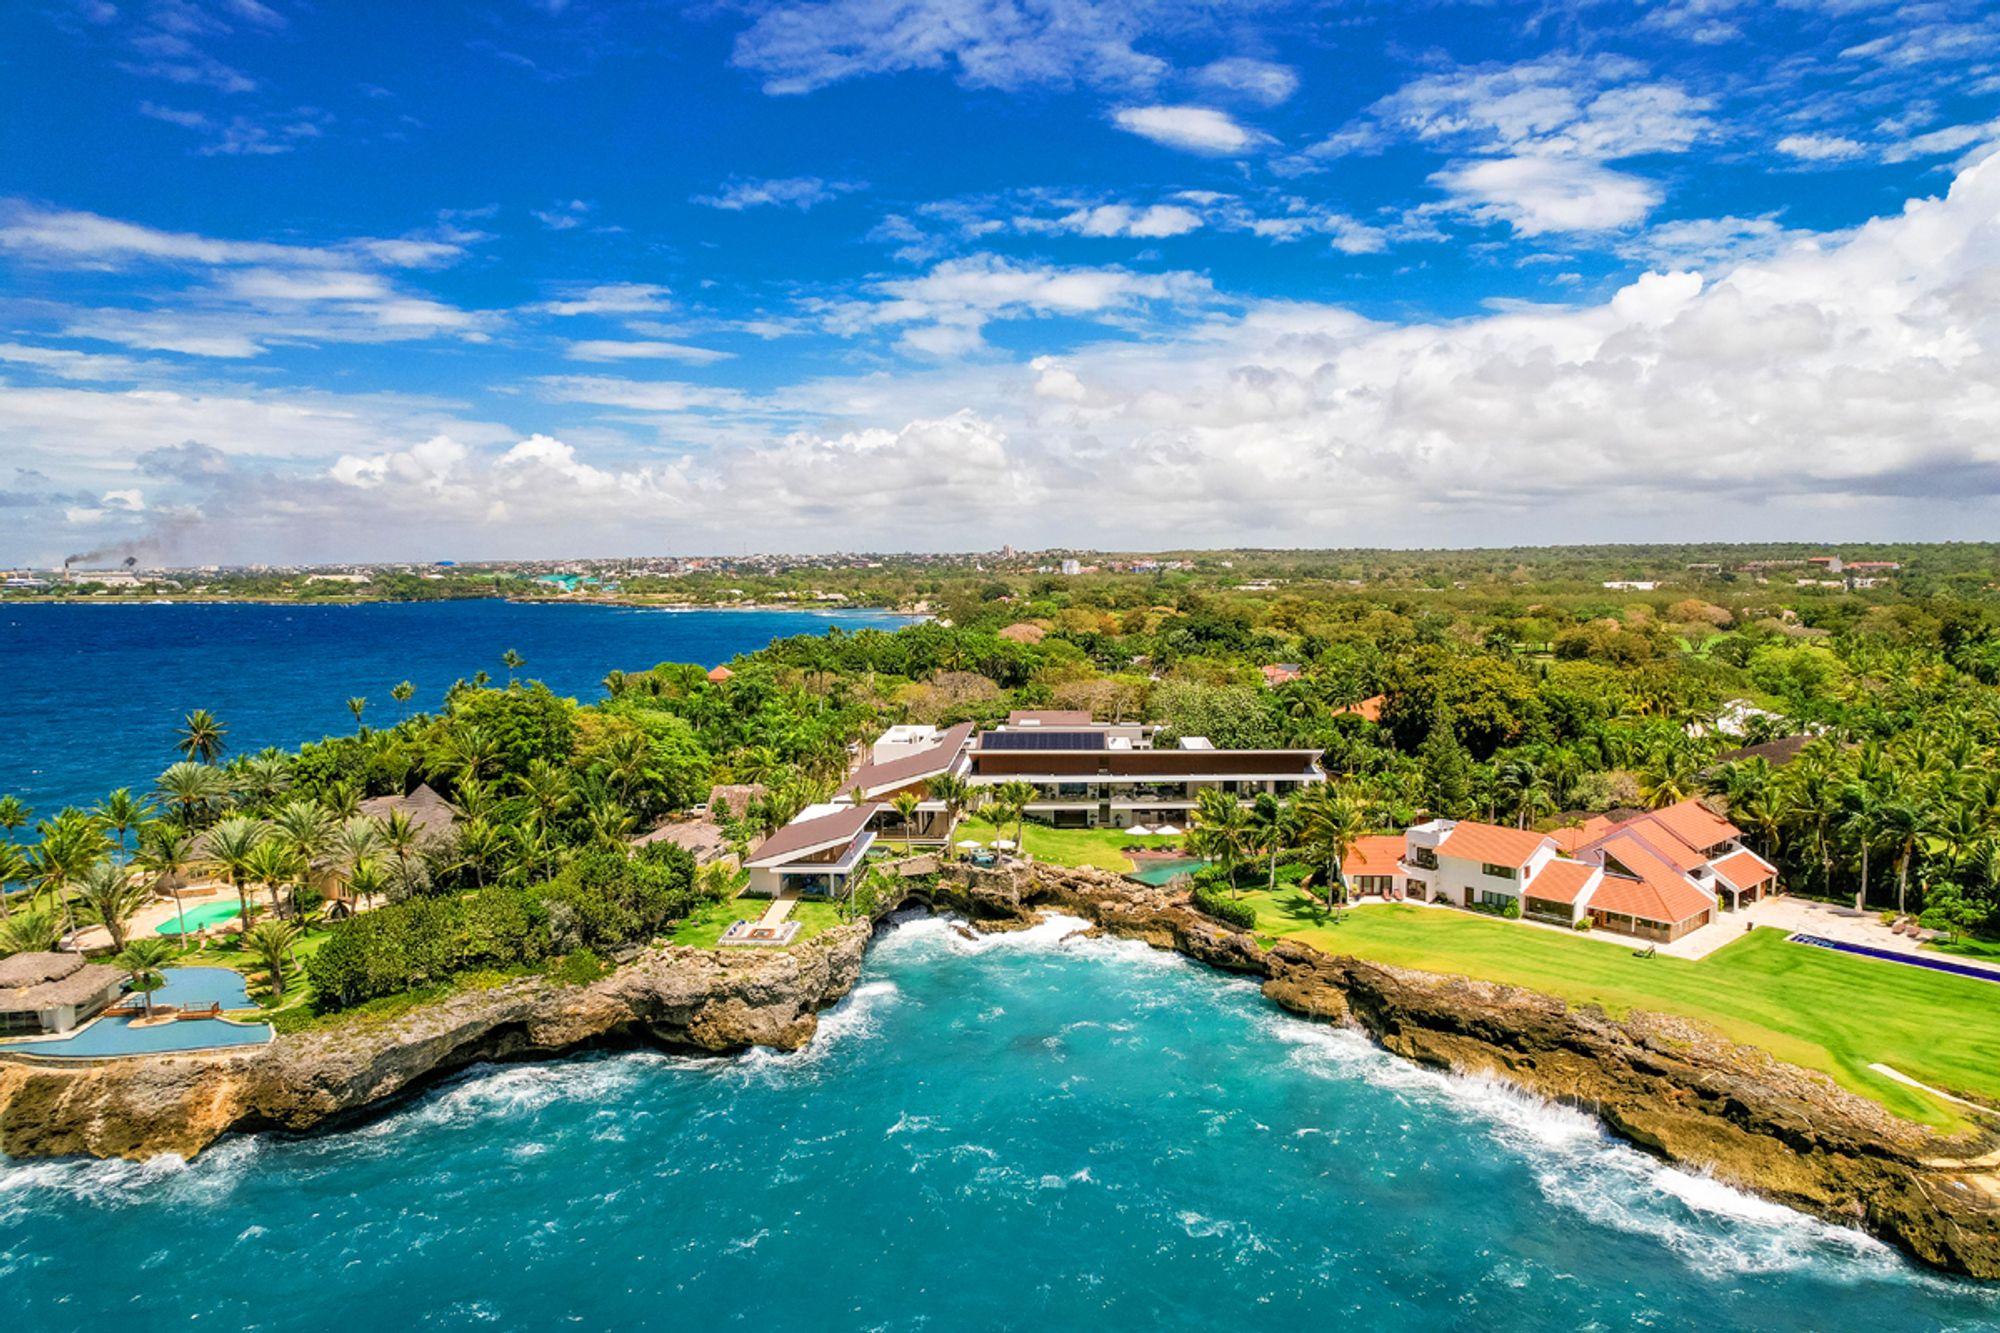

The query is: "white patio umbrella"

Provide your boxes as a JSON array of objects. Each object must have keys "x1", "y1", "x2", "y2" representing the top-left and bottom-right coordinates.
[
  {"x1": 1152, "y1": 823, "x2": 1182, "y2": 837},
  {"x1": 1127, "y1": 824, "x2": 1155, "y2": 836},
  {"x1": 993, "y1": 838, "x2": 1017, "y2": 850},
  {"x1": 956, "y1": 839, "x2": 983, "y2": 850}
]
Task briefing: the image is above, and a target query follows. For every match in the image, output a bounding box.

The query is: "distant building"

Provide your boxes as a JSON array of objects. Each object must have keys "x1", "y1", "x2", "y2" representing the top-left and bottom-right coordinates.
[
  {"x1": 1602, "y1": 580, "x2": 1658, "y2": 591},
  {"x1": 707, "y1": 665, "x2": 735, "y2": 683},
  {"x1": 1259, "y1": 663, "x2": 1303, "y2": 687},
  {"x1": 744, "y1": 803, "x2": 881, "y2": 898},
  {"x1": 0, "y1": 952, "x2": 125, "y2": 1036}
]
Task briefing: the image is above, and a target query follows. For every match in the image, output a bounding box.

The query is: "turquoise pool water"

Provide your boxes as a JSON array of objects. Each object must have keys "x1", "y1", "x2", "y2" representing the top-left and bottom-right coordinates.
[
  {"x1": 3, "y1": 968, "x2": 266, "y2": 1059},
  {"x1": 154, "y1": 901, "x2": 244, "y2": 936},
  {"x1": 1127, "y1": 856, "x2": 1207, "y2": 885},
  {"x1": 4, "y1": 916, "x2": 1989, "y2": 1330}
]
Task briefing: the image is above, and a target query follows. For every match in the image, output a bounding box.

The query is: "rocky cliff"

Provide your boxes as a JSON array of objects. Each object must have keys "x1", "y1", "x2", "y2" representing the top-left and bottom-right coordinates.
[
  {"x1": 932, "y1": 863, "x2": 2000, "y2": 1281},
  {"x1": 0, "y1": 920, "x2": 869, "y2": 1162}
]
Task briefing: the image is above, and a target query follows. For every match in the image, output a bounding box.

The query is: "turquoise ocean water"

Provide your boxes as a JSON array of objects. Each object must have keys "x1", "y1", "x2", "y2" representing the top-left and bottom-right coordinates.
[
  {"x1": 4, "y1": 915, "x2": 1993, "y2": 1331},
  {"x1": 0, "y1": 600, "x2": 911, "y2": 814}
]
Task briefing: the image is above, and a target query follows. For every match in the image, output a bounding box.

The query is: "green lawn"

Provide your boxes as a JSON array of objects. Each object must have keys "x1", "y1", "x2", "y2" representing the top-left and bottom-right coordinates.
[
  {"x1": 1927, "y1": 935, "x2": 2000, "y2": 963},
  {"x1": 953, "y1": 817, "x2": 1183, "y2": 872},
  {"x1": 1238, "y1": 890, "x2": 2000, "y2": 1127},
  {"x1": 670, "y1": 895, "x2": 847, "y2": 949}
]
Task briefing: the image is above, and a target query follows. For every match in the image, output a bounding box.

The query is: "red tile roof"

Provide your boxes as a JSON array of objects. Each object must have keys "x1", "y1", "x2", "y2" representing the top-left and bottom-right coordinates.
[
  {"x1": 1630, "y1": 798, "x2": 1738, "y2": 852},
  {"x1": 1523, "y1": 859, "x2": 1597, "y2": 905},
  {"x1": 1548, "y1": 816, "x2": 1613, "y2": 852},
  {"x1": 1342, "y1": 835, "x2": 1406, "y2": 879},
  {"x1": 1589, "y1": 834, "x2": 1715, "y2": 924},
  {"x1": 1712, "y1": 848, "x2": 1775, "y2": 888},
  {"x1": 1436, "y1": 821, "x2": 1550, "y2": 868}
]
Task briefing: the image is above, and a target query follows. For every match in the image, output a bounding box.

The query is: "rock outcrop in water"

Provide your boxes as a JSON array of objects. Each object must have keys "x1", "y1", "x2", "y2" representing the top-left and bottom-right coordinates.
[
  {"x1": 0, "y1": 920, "x2": 869, "y2": 1162},
  {"x1": 929, "y1": 863, "x2": 2000, "y2": 1282},
  {"x1": 2, "y1": 865, "x2": 1996, "y2": 1281}
]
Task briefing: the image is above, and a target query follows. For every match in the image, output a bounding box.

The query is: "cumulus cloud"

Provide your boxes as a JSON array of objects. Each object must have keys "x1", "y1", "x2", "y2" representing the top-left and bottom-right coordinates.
[
  {"x1": 1045, "y1": 203, "x2": 1204, "y2": 238},
  {"x1": 1431, "y1": 156, "x2": 1661, "y2": 235},
  {"x1": 1112, "y1": 104, "x2": 1265, "y2": 154},
  {"x1": 693, "y1": 176, "x2": 865, "y2": 210}
]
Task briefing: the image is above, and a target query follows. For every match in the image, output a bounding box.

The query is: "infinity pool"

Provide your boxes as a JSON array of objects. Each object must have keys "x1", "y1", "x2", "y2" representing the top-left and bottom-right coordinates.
[
  {"x1": 1127, "y1": 857, "x2": 1208, "y2": 886},
  {"x1": 1, "y1": 967, "x2": 269, "y2": 1058}
]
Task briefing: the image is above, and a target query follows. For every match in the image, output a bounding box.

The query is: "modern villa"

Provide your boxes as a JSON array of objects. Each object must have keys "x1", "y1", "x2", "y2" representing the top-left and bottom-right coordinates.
[
  {"x1": 743, "y1": 801, "x2": 883, "y2": 898},
  {"x1": 1379, "y1": 799, "x2": 1778, "y2": 943},
  {"x1": 832, "y1": 710, "x2": 1327, "y2": 839}
]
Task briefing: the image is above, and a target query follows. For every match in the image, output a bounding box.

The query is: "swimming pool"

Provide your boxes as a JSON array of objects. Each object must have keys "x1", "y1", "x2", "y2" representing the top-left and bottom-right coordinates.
[
  {"x1": 1127, "y1": 857, "x2": 1208, "y2": 886},
  {"x1": 0, "y1": 968, "x2": 270, "y2": 1059},
  {"x1": 1788, "y1": 933, "x2": 2000, "y2": 985},
  {"x1": 155, "y1": 900, "x2": 245, "y2": 935}
]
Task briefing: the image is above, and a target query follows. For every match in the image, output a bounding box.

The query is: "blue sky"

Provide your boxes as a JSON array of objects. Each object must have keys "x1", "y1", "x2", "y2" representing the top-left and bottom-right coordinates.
[{"x1": 3, "y1": 0, "x2": 1999, "y2": 562}]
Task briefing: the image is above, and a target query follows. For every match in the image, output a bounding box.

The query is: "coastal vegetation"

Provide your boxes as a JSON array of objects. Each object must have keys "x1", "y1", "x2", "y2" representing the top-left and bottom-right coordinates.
[{"x1": 2, "y1": 545, "x2": 1999, "y2": 1076}]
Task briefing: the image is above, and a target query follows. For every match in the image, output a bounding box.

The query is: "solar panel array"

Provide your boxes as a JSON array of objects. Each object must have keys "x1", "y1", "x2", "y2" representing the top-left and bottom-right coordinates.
[{"x1": 978, "y1": 729, "x2": 1107, "y2": 752}]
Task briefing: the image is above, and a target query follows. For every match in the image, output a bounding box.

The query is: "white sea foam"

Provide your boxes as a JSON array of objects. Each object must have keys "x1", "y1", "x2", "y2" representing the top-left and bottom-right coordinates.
[
  {"x1": 1255, "y1": 1008, "x2": 1910, "y2": 1281},
  {"x1": 0, "y1": 1133, "x2": 262, "y2": 1221}
]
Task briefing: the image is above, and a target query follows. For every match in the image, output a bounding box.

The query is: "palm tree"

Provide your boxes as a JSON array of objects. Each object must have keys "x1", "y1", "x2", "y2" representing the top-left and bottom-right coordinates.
[
  {"x1": 440, "y1": 725, "x2": 500, "y2": 787},
  {"x1": 113, "y1": 938, "x2": 179, "y2": 1016},
  {"x1": 270, "y1": 800, "x2": 335, "y2": 919},
  {"x1": 0, "y1": 906, "x2": 63, "y2": 956},
  {"x1": 391, "y1": 679, "x2": 416, "y2": 721},
  {"x1": 0, "y1": 842, "x2": 22, "y2": 921},
  {"x1": 890, "y1": 791, "x2": 923, "y2": 843},
  {"x1": 135, "y1": 825, "x2": 197, "y2": 939},
  {"x1": 346, "y1": 857, "x2": 387, "y2": 911},
  {"x1": 243, "y1": 919, "x2": 302, "y2": 999},
  {"x1": 154, "y1": 760, "x2": 232, "y2": 828},
  {"x1": 236, "y1": 751, "x2": 294, "y2": 809},
  {"x1": 1839, "y1": 780, "x2": 1883, "y2": 912},
  {"x1": 94, "y1": 789, "x2": 153, "y2": 862},
  {"x1": 0, "y1": 795, "x2": 31, "y2": 846},
  {"x1": 1295, "y1": 785, "x2": 1367, "y2": 916},
  {"x1": 177, "y1": 708, "x2": 227, "y2": 764},
  {"x1": 1191, "y1": 788, "x2": 1250, "y2": 897},
  {"x1": 517, "y1": 760, "x2": 575, "y2": 873},
  {"x1": 244, "y1": 840, "x2": 298, "y2": 920},
  {"x1": 1873, "y1": 797, "x2": 1934, "y2": 917},
  {"x1": 1246, "y1": 792, "x2": 1295, "y2": 893},
  {"x1": 992, "y1": 779, "x2": 1037, "y2": 853},
  {"x1": 202, "y1": 815, "x2": 267, "y2": 927},
  {"x1": 33, "y1": 810, "x2": 109, "y2": 940},
  {"x1": 502, "y1": 648, "x2": 525, "y2": 687},
  {"x1": 928, "y1": 773, "x2": 973, "y2": 849},
  {"x1": 452, "y1": 819, "x2": 506, "y2": 888},
  {"x1": 346, "y1": 696, "x2": 368, "y2": 730},
  {"x1": 75, "y1": 859, "x2": 151, "y2": 952}
]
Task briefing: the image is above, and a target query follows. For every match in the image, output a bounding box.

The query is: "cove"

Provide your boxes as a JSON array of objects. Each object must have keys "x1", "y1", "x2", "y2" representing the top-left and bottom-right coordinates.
[
  {"x1": 3, "y1": 916, "x2": 1991, "y2": 1332},
  {"x1": 0, "y1": 601, "x2": 911, "y2": 813}
]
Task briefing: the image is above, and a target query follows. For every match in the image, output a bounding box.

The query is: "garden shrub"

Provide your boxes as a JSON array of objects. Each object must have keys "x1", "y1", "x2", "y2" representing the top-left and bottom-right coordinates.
[{"x1": 1192, "y1": 882, "x2": 1257, "y2": 932}]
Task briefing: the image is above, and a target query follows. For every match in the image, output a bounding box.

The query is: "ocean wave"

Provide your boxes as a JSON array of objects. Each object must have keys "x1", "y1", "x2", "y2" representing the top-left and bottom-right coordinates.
[
  {"x1": 1257, "y1": 1009, "x2": 1910, "y2": 1281},
  {"x1": 0, "y1": 1134, "x2": 263, "y2": 1222}
]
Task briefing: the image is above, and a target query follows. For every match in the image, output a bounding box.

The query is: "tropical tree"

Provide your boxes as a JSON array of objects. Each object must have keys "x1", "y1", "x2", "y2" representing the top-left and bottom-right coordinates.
[
  {"x1": 1246, "y1": 792, "x2": 1295, "y2": 893},
  {"x1": 890, "y1": 791, "x2": 923, "y2": 843},
  {"x1": 94, "y1": 788, "x2": 153, "y2": 861},
  {"x1": 1191, "y1": 787, "x2": 1250, "y2": 896},
  {"x1": 1295, "y1": 785, "x2": 1367, "y2": 916},
  {"x1": 270, "y1": 800, "x2": 335, "y2": 919},
  {"x1": 243, "y1": 919, "x2": 302, "y2": 999},
  {"x1": 236, "y1": 751, "x2": 294, "y2": 808},
  {"x1": 113, "y1": 938, "x2": 179, "y2": 1016},
  {"x1": 0, "y1": 906, "x2": 63, "y2": 956},
  {"x1": 244, "y1": 839, "x2": 299, "y2": 920},
  {"x1": 1874, "y1": 795, "x2": 1935, "y2": 917},
  {"x1": 0, "y1": 842, "x2": 21, "y2": 921},
  {"x1": 502, "y1": 648, "x2": 525, "y2": 687},
  {"x1": 136, "y1": 825, "x2": 198, "y2": 939},
  {"x1": 392, "y1": 679, "x2": 416, "y2": 721},
  {"x1": 992, "y1": 780, "x2": 1037, "y2": 852},
  {"x1": 452, "y1": 818, "x2": 508, "y2": 888},
  {"x1": 928, "y1": 772, "x2": 974, "y2": 851},
  {"x1": 154, "y1": 760, "x2": 233, "y2": 828},
  {"x1": 203, "y1": 815, "x2": 268, "y2": 926},
  {"x1": 75, "y1": 859, "x2": 151, "y2": 951},
  {"x1": 33, "y1": 810, "x2": 110, "y2": 938},
  {"x1": 177, "y1": 708, "x2": 228, "y2": 765},
  {"x1": 346, "y1": 696, "x2": 368, "y2": 730}
]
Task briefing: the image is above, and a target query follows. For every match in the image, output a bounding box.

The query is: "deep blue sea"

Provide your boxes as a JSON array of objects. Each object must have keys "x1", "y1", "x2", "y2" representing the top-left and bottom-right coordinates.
[
  {"x1": 4, "y1": 916, "x2": 1993, "y2": 1332},
  {"x1": 0, "y1": 601, "x2": 910, "y2": 814}
]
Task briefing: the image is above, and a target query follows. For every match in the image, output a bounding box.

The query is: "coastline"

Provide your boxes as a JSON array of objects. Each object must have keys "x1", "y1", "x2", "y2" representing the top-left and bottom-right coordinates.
[
  {"x1": 0, "y1": 595, "x2": 924, "y2": 615},
  {"x1": 2, "y1": 864, "x2": 1994, "y2": 1280}
]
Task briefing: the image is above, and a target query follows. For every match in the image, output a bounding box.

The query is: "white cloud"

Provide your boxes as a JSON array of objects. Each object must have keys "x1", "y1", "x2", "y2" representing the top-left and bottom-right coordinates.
[
  {"x1": 563, "y1": 339, "x2": 734, "y2": 365},
  {"x1": 1432, "y1": 156, "x2": 1661, "y2": 235},
  {"x1": 1050, "y1": 203, "x2": 1204, "y2": 238},
  {"x1": 1194, "y1": 57, "x2": 1298, "y2": 107},
  {"x1": 534, "y1": 200, "x2": 591, "y2": 230},
  {"x1": 533, "y1": 283, "x2": 674, "y2": 317},
  {"x1": 1777, "y1": 133, "x2": 1867, "y2": 161},
  {"x1": 1112, "y1": 104, "x2": 1265, "y2": 155},
  {"x1": 693, "y1": 177, "x2": 865, "y2": 210},
  {"x1": 1882, "y1": 118, "x2": 2000, "y2": 163},
  {"x1": 730, "y1": 0, "x2": 1180, "y2": 95}
]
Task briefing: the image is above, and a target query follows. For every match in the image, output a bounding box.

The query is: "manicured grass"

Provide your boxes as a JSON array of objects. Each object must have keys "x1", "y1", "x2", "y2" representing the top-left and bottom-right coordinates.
[
  {"x1": 953, "y1": 817, "x2": 1183, "y2": 872},
  {"x1": 1238, "y1": 890, "x2": 2000, "y2": 1127},
  {"x1": 669, "y1": 895, "x2": 847, "y2": 949},
  {"x1": 1927, "y1": 935, "x2": 2000, "y2": 962}
]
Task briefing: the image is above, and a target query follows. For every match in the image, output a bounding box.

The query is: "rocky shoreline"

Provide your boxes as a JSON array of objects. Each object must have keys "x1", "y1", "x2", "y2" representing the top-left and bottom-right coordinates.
[{"x1": 2, "y1": 865, "x2": 1996, "y2": 1280}]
